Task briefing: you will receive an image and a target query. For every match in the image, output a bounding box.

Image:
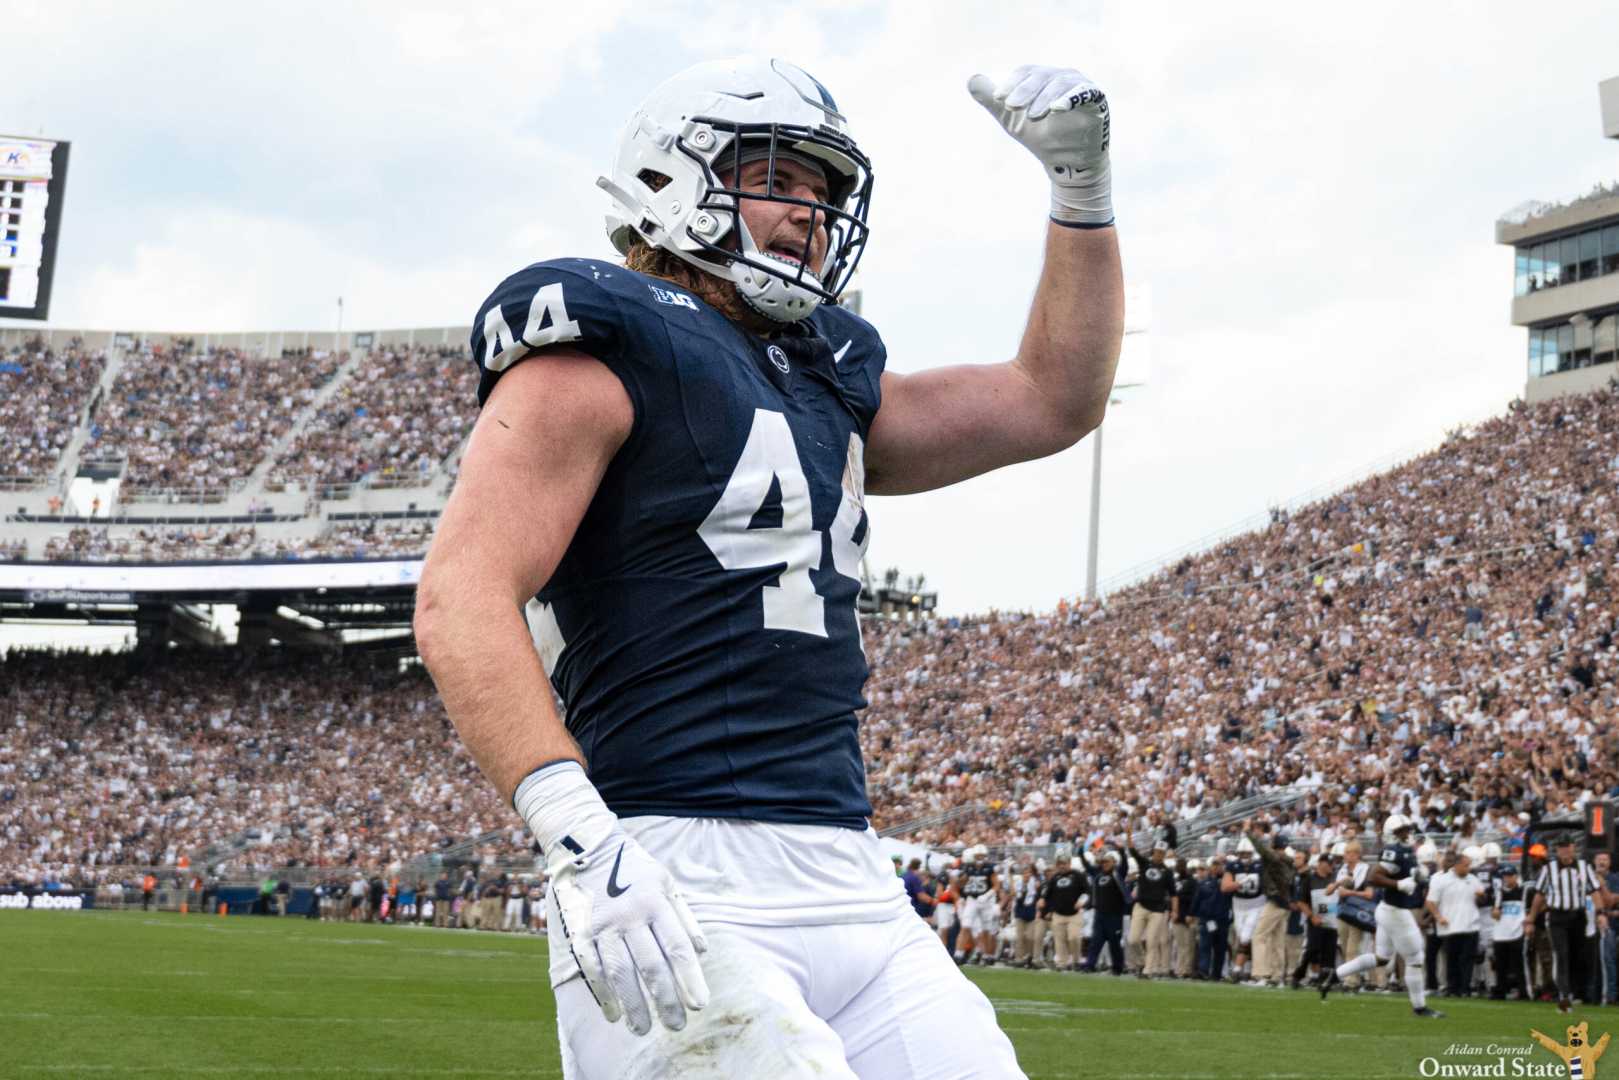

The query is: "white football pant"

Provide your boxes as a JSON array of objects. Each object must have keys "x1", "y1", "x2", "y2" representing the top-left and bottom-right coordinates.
[{"x1": 556, "y1": 912, "x2": 1025, "y2": 1080}]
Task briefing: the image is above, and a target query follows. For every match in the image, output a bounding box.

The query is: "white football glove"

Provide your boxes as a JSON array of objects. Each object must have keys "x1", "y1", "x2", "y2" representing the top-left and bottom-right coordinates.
[
  {"x1": 514, "y1": 761, "x2": 709, "y2": 1036},
  {"x1": 1396, "y1": 877, "x2": 1417, "y2": 895},
  {"x1": 968, "y1": 65, "x2": 1113, "y2": 228}
]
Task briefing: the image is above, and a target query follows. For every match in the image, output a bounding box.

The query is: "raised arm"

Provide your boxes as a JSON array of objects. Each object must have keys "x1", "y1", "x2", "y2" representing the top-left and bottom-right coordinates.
[
  {"x1": 864, "y1": 66, "x2": 1124, "y2": 496},
  {"x1": 865, "y1": 226, "x2": 1122, "y2": 495},
  {"x1": 1246, "y1": 830, "x2": 1281, "y2": 867},
  {"x1": 1528, "y1": 1029, "x2": 1566, "y2": 1058}
]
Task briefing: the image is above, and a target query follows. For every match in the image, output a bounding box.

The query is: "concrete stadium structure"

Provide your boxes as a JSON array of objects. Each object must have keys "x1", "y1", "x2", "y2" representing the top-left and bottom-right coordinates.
[{"x1": 1496, "y1": 75, "x2": 1619, "y2": 404}]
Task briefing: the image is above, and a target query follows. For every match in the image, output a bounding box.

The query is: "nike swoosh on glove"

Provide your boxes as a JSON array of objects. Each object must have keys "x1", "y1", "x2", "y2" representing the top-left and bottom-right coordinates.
[
  {"x1": 968, "y1": 64, "x2": 1113, "y2": 227},
  {"x1": 549, "y1": 825, "x2": 710, "y2": 1036}
]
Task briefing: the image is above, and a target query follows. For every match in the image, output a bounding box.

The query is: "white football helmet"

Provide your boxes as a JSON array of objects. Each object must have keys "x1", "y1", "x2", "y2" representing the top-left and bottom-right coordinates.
[
  {"x1": 1462, "y1": 845, "x2": 1485, "y2": 863},
  {"x1": 1235, "y1": 837, "x2": 1257, "y2": 857},
  {"x1": 598, "y1": 56, "x2": 873, "y2": 323},
  {"x1": 1383, "y1": 814, "x2": 1412, "y2": 838},
  {"x1": 1416, "y1": 841, "x2": 1439, "y2": 865},
  {"x1": 1482, "y1": 842, "x2": 1502, "y2": 861}
]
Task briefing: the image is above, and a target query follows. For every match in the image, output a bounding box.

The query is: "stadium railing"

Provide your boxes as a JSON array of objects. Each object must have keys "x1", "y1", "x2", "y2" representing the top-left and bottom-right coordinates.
[{"x1": 876, "y1": 802, "x2": 990, "y2": 839}]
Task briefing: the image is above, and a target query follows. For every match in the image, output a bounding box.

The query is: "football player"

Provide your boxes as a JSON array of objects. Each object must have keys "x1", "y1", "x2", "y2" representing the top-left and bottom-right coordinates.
[
  {"x1": 1223, "y1": 836, "x2": 1266, "y2": 983},
  {"x1": 956, "y1": 844, "x2": 1003, "y2": 966},
  {"x1": 1317, "y1": 815, "x2": 1446, "y2": 1018},
  {"x1": 415, "y1": 56, "x2": 1122, "y2": 1080}
]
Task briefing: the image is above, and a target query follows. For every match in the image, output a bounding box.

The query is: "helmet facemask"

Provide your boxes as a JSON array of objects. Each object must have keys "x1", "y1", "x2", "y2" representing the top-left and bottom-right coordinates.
[{"x1": 675, "y1": 120, "x2": 872, "y2": 322}]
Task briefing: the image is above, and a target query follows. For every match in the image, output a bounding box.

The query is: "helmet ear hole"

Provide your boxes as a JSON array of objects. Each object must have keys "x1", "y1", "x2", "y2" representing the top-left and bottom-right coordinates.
[{"x1": 637, "y1": 169, "x2": 673, "y2": 193}]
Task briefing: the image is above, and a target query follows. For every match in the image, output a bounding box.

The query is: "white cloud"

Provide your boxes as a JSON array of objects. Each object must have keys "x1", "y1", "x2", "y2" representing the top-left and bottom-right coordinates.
[{"x1": 4, "y1": 0, "x2": 1618, "y2": 613}]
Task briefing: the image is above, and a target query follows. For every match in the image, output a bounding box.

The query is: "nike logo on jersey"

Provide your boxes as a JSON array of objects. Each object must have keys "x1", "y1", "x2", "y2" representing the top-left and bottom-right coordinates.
[
  {"x1": 832, "y1": 339, "x2": 852, "y2": 364},
  {"x1": 605, "y1": 844, "x2": 631, "y2": 898}
]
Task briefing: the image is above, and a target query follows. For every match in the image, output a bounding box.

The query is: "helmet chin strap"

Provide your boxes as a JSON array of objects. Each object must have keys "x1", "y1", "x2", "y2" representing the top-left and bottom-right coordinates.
[{"x1": 727, "y1": 220, "x2": 824, "y2": 324}]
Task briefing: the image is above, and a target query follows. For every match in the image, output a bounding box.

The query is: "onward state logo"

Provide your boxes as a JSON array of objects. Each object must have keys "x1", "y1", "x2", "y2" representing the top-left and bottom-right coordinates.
[
  {"x1": 1530, "y1": 1023, "x2": 1608, "y2": 1079},
  {"x1": 1417, "y1": 1026, "x2": 1610, "y2": 1077}
]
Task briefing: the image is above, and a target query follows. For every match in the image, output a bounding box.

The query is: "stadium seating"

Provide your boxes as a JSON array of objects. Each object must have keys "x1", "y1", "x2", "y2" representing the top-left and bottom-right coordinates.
[
  {"x1": 81, "y1": 342, "x2": 343, "y2": 497},
  {"x1": 267, "y1": 346, "x2": 477, "y2": 493},
  {"x1": 0, "y1": 341, "x2": 105, "y2": 484},
  {"x1": 2, "y1": 372, "x2": 1616, "y2": 886}
]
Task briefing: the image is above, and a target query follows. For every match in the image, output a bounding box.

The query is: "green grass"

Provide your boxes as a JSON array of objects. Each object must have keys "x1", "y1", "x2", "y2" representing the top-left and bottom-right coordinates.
[{"x1": 0, "y1": 911, "x2": 1598, "y2": 1078}]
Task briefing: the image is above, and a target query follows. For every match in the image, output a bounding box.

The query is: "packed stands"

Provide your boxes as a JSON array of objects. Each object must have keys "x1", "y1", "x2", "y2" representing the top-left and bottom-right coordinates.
[
  {"x1": 863, "y1": 385, "x2": 1619, "y2": 850},
  {"x1": 0, "y1": 341, "x2": 106, "y2": 484},
  {"x1": 2, "y1": 385, "x2": 1617, "y2": 887},
  {"x1": 268, "y1": 346, "x2": 477, "y2": 492},
  {"x1": 81, "y1": 342, "x2": 342, "y2": 497},
  {"x1": 40, "y1": 518, "x2": 435, "y2": 563},
  {"x1": 0, "y1": 650, "x2": 501, "y2": 882}
]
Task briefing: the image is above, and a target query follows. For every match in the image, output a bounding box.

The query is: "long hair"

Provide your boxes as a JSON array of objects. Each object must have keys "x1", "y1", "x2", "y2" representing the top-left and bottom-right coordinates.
[{"x1": 622, "y1": 239, "x2": 764, "y2": 330}]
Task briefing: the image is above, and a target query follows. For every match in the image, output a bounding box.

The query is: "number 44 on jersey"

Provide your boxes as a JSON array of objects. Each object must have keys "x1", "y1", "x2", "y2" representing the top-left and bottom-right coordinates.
[{"x1": 698, "y1": 408, "x2": 867, "y2": 638}]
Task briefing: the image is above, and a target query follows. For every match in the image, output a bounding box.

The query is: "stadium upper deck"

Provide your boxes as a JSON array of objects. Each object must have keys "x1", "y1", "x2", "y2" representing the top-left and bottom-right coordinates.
[{"x1": 0, "y1": 325, "x2": 474, "y2": 566}]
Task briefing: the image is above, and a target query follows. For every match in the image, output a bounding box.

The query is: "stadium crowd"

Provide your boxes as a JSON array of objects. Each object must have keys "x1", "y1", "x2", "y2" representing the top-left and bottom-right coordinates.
[
  {"x1": 0, "y1": 341, "x2": 106, "y2": 482},
  {"x1": 862, "y1": 385, "x2": 1619, "y2": 855},
  {"x1": 39, "y1": 518, "x2": 437, "y2": 563},
  {"x1": 267, "y1": 346, "x2": 476, "y2": 492},
  {"x1": 82, "y1": 342, "x2": 343, "y2": 495},
  {"x1": 3, "y1": 384, "x2": 1619, "y2": 1005}
]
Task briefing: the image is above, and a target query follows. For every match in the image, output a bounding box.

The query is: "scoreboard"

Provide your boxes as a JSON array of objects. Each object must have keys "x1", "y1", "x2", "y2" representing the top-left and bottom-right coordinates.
[{"x1": 0, "y1": 135, "x2": 70, "y2": 321}]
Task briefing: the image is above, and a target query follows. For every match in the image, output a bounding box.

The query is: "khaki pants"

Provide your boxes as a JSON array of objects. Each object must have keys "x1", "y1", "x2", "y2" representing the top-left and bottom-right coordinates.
[
  {"x1": 1128, "y1": 905, "x2": 1170, "y2": 975},
  {"x1": 433, "y1": 901, "x2": 449, "y2": 928},
  {"x1": 1284, "y1": 931, "x2": 1304, "y2": 980},
  {"x1": 1252, "y1": 903, "x2": 1289, "y2": 980},
  {"x1": 1337, "y1": 920, "x2": 1384, "y2": 988},
  {"x1": 1172, "y1": 919, "x2": 1197, "y2": 976},
  {"x1": 482, "y1": 897, "x2": 502, "y2": 930},
  {"x1": 1013, "y1": 918, "x2": 1041, "y2": 964},
  {"x1": 1050, "y1": 913, "x2": 1082, "y2": 967}
]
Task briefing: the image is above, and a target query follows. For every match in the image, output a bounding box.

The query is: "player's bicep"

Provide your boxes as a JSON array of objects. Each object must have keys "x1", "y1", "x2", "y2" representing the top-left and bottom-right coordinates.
[
  {"x1": 865, "y1": 364, "x2": 1088, "y2": 496},
  {"x1": 421, "y1": 349, "x2": 632, "y2": 605}
]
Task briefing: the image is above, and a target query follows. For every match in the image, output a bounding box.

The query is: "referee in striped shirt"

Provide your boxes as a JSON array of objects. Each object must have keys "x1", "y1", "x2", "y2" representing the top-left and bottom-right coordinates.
[{"x1": 1526, "y1": 835, "x2": 1613, "y2": 1013}]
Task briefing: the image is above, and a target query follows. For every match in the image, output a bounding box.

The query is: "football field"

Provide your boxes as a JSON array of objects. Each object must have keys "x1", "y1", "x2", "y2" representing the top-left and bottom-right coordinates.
[{"x1": 0, "y1": 911, "x2": 1590, "y2": 1078}]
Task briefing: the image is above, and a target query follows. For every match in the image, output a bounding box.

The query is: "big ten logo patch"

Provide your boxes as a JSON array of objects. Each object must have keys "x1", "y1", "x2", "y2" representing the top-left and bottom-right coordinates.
[{"x1": 647, "y1": 284, "x2": 698, "y2": 310}]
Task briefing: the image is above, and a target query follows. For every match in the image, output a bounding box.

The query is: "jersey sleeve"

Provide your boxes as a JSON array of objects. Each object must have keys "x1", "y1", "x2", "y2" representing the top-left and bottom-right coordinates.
[{"x1": 468, "y1": 261, "x2": 634, "y2": 410}]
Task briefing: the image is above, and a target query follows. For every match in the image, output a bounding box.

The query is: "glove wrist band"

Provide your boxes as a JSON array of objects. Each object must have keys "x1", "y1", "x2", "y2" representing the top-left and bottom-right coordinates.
[
  {"x1": 512, "y1": 759, "x2": 617, "y2": 858},
  {"x1": 1049, "y1": 154, "x2": 1113, "y2": 227}
]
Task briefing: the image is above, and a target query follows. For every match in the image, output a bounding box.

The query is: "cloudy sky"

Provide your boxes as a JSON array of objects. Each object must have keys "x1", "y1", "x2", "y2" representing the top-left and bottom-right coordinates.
[{"x1": 5, "y1": 0, "x2": 1618, "y2": 614}]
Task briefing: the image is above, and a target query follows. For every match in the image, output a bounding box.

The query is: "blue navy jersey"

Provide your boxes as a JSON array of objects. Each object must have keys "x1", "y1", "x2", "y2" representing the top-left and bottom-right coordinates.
[
  {"x1": 961, "y1": 863, "x2": 997, "y2": 899},
  {"x1": 1227, "y1": 858, "x2": 1264, "y2": 899},
  {"x1": 1377, "y1": 841, "x2": 1423, "y2": 909},
  {"x1": 469, "y1": 258, "x2": 886, "y2": 828}
]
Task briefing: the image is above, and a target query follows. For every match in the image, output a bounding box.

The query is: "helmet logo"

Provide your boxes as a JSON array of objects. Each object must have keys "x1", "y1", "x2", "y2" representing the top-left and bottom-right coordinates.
[
  {"x1": 767, "y1": 345, "x2": 790, "y2": 373},
  {"x1": 771, "y1": 59, "x2": 843, "y2": 121}
]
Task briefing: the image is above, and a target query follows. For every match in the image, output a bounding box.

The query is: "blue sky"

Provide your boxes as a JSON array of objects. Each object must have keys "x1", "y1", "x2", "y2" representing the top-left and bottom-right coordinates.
[{"x1": 5, "y1": 0, "x2": 1619, "y2": 613}]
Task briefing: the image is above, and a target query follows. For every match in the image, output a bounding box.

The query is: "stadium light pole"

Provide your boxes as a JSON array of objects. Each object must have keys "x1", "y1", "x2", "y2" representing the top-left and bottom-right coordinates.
[{"x1": 1083, "y1": 323, "x2": 1149, "y2": 603}]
